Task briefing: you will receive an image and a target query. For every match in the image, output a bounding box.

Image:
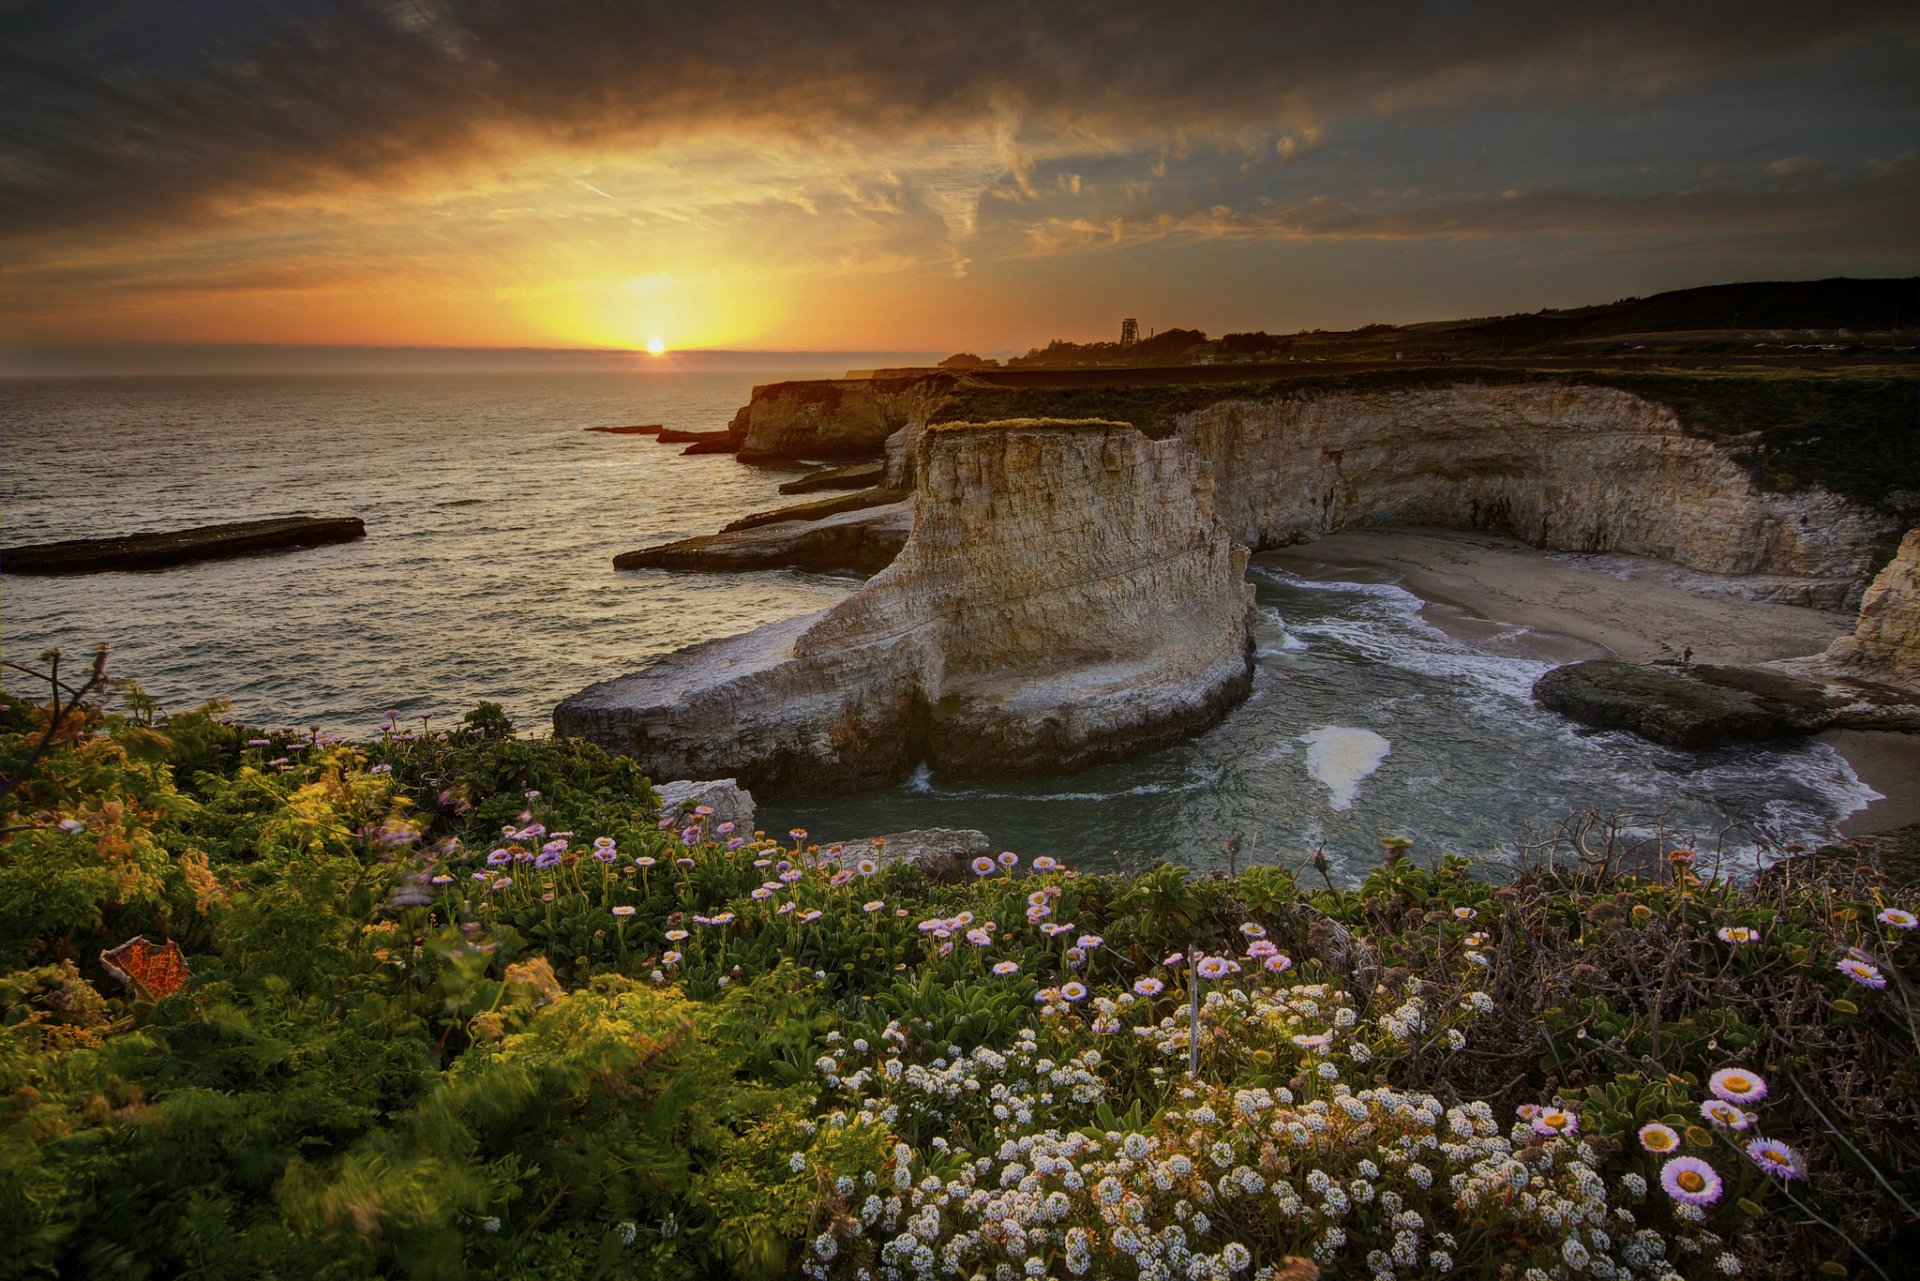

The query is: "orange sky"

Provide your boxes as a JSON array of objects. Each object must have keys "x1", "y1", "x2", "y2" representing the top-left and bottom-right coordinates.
[{"x1": 3, "y1": 3, "x2": 1915, "y2": 370}]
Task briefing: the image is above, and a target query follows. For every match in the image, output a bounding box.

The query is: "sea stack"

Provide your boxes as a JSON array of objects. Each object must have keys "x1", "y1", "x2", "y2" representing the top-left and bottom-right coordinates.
[{"x1": 556, "y1": 419, "x2": 1256, "y2": 792}]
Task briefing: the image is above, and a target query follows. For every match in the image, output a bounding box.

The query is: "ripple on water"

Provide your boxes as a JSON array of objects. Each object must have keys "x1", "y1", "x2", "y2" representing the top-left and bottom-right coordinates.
[{"x1": 1, "y1": 374, "x2": 1884, "y2": 881}]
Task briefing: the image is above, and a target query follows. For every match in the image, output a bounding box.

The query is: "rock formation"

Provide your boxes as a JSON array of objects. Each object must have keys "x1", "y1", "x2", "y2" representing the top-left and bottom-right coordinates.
[
  {"x1": 1532, "y1": 659, "x2": 1919, "y2": 748},
  {"x1": 729, "y1": 375, "x2": 953, "y2": 462},
  {"x1": 1825, "y1": 528, "x2": 1920, "y2": 681},
  {"x1": 3, "y1": 516, "x2": 366, "y2": 575},
  {"x1": 720, "y1": 489, "x2": 910, "y2": 533},
  {"x1": 653, "y1": 779, "x2": 756, "y2": 832},
  {"x1": 779, "y1": 462, "x2": 887, "y2": 495},
  {"x1": 612, "y1": 500, "x2": 912, "y2": 575},
  {"x1": 835, "y1": 829, "x2": 999, "y2": 883},
  {"x1": 700, "y1": 376, "x2": 1901, "y2": 605},
  {"x1": 1177, "y1": 384, "x2": 1899, "y2": 606},
  {"x1": 559, "y1": 419, "x2": 1256, "y2": 792}
]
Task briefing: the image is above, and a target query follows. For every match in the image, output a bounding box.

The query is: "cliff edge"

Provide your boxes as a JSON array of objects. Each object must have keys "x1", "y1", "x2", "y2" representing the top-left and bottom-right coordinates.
[{"x1": 556, "y1": 419, "x2": 1255, "y2": 792}]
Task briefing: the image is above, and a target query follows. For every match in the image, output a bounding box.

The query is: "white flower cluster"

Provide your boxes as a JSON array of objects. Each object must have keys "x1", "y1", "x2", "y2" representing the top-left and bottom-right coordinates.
[{"x1": 795, "y1": 973, "x2": 1704, "y2": 1280}]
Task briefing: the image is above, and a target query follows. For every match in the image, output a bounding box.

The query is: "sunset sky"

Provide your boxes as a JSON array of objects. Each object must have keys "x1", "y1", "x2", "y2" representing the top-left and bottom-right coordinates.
[{"x1": 2, "y1": 1, "x2": 1915, "y2": 371}]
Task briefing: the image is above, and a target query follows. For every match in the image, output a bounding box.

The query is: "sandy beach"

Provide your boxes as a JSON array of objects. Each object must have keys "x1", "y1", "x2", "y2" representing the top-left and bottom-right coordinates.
[{"x1": 1259, "y1": 527, "x2": 1920, "y2": 836}]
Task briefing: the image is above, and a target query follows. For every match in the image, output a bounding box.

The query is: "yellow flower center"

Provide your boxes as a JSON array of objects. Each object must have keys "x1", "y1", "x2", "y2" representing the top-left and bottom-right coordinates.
[
  {"x1": 1678, "y1": 1171, "x2": 1706, "y2": 1193},
  {"x1": 1763, "y1": 1149, "x2": 1788, "y2": 1166},
  {"x1": 1646, "y1": 1131, "x2": 1674, "y2": 1150},
  {"x1": 1543, "y1": 1112, "x2": 1567, "y2": 1128},
  {"x1": 1725, "y1": 1075, "x2": 1751, "y2": 1093}
]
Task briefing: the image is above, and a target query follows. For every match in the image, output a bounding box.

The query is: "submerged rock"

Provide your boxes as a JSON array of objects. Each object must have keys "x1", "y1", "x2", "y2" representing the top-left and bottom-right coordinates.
[
  {"x1": 3, "y1": 516, "x2": 365, "y2": 574},
  {"x1": 559, "y1": 419, "x2": 1256, "y2": 792}
]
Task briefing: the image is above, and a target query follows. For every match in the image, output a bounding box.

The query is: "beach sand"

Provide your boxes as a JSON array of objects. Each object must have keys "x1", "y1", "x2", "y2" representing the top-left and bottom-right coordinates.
[{"x1": 1258, "y1": 527, "x2": 1919, "y2": 835}]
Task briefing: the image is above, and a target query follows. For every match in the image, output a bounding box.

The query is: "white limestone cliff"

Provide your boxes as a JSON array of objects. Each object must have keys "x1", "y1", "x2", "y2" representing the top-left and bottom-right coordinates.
[
  {"x1": 1174, "y1": 384, "x2": 1899, "y2": 608},
  {"x1": 1825, "y1": 528, "x2": 1920, "y2": 682},
  {"x1": 557, "y1": 419, "x2": 1255, "y2": 791}
]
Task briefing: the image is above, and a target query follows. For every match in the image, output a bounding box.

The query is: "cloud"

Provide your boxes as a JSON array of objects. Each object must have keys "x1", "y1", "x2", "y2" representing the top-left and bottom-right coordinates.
[
  {"x1": 3, "y1": 0, "x2": 1913, "y2": 248},
  {"x1": 995, "y1": 155, "x2": 1919, "y2": 260}
]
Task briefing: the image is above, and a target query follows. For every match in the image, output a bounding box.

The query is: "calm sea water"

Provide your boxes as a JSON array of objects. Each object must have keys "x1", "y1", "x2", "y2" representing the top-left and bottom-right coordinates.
[{"x1": 2, "y1": 374, "x2": 1876, "y2": 878}]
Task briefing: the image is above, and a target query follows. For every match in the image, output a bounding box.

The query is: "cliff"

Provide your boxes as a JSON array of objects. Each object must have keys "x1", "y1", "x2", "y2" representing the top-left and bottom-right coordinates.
[
  {"x1": 1176, "y1": 384, "x2": 1902, "y2": 607},
  {"x1": 558, "y1": 420, "x2": 1255, "y2": 791},
  {"x1": 1825, "y1": 527, "x2": 1920, "y2": 681},
  {"x1": 729, "y1": 375, "x2": 957, "y2": 462}
]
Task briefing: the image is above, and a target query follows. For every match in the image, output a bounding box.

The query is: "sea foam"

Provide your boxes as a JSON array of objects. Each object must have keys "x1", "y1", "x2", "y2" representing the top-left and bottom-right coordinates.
[{"x1": 1301, "y1": 726, "x2": 1392, "y2": 811}]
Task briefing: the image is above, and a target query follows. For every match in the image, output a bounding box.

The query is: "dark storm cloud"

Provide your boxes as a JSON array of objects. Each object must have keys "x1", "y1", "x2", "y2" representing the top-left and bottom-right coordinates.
[{"x1": 2, "y1": 0, "x2": 1913, "y2": 242}]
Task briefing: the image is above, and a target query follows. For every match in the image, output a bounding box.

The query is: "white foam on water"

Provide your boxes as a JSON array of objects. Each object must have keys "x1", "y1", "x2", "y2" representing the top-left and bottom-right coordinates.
[
  {"x1": 1253, "y1": 603, "x2": 1309, "y2": 656},
  {"x1": 1261, "y1": 572, "x2": 1550, "y2": 706},
  {"x1": 905, "y1": 762, "x2": 934, "y2": 793},
  {"x1": 1301, "y1": 726, "x2": 1392, "y2": 811}
]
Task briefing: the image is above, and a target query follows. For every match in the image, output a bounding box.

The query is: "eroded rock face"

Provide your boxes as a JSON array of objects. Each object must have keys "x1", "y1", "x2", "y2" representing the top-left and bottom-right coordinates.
[
  {"x1": 1178, "y1": 385, "x2": 1899, "y2": 604},
  {"x1": 1826, "y1": 528, "x2": 1920, "y2": 681},
  {"x1": 557, "y1": 419, "x2": 1256, "y2": 792},
  {"x1": 730, "y1": 375, "x2": 953, "y2": 461}
]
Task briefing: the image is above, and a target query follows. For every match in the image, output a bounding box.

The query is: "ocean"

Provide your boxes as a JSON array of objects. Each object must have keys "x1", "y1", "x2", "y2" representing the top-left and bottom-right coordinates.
[{"x1": 2, "y1": 372, "x2": 1877, "y2": 878}]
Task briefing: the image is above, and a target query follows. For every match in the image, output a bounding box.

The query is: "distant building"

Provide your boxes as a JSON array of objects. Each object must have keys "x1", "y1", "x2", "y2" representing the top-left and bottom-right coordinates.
[{"x1": 1120, "y1": 318, "x2": 1139, "y2": 347}]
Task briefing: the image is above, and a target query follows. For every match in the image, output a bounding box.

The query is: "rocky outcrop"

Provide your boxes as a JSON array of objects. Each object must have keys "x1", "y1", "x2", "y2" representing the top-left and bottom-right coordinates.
[
  {"x1": 709, "y1": 376, "x2": 1900, "y2": 602},
  {"x1": 1826, "y1": 528, "x2": 1920, "y2": 681},
  {"x1": 1533, "y1": 659, "x2": 1919, "y2": 748},
  {"x1": 612, "y1": 501, "x2": 912, "y2": 576},
  {"x1": 779, "y1": 463, "x2": 887, "y2": 495},
  {"x1": 730, "y1": 375, "x2": 955, "y2": 461},
  {"x1": 835, "y1": 829, "x2": 998, "y2": 883},
  {"x1": 3, "y1": 517, "x2": 365, "y2": 574},
  {"x1": 559, "y1": 419, "x2": 1256, "y2": 792},
  {"x1": 1177, "y1": 385, "x2": 1899, "y2": 605},
  {"x1": 721, "y1": 488, "x2": 911, "y2": 533},
  {"x1": 653, "y1": 779, "x2": 756, "y2": 832}
]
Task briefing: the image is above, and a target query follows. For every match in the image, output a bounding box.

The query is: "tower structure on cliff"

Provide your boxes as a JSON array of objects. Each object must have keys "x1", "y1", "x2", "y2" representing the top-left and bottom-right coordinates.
[{"x1": 1120, "y1": 318, "x2": 1139, "y2": 347}]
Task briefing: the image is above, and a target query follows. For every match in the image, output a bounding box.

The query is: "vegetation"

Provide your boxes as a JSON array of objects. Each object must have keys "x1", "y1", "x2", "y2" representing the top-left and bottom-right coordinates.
[
  {"x1": 928, "y1": 366, "x2": 1920, "y2": 515},
  {"x1": 954, "y1": 278, "x2": 1918, "y2": 370},
  {"x1": 3, "y1": 656, "x2": 1916, "y2": 1280}
]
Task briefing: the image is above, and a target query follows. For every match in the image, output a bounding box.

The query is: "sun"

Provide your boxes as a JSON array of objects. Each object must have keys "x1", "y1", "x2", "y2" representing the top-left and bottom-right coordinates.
[{"x1": 645, "y1": 336, "x2": 666, "y2": 356}]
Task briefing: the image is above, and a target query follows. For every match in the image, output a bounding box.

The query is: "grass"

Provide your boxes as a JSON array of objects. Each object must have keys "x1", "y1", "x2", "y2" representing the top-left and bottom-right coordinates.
[{"x1": 2, "y1": 660, "x2": 1916, "y2": 1279}]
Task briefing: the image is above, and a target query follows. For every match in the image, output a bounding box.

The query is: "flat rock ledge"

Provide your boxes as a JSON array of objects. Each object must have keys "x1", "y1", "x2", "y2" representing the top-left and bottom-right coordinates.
[
  {"x1": 779, "y1": 462, "x2": 887, "y2": 495},
  {"x1": 1533, "y1": 659, "x2": 1920, "y2": 749},
  {"x1": 559, "y1": 419, "x2": 1256, "y2": 793},
  {"x1": 613, "y1": 500, "x2": 912, "y2": 575},
  {"x1": 3, "y1": 516, "x2": 365, "y2": 575}
]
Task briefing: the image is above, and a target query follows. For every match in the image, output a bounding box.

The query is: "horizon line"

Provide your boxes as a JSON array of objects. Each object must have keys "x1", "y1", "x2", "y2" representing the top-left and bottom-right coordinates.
[{"x1": 0, "y1": 341, "x2": 958, "y2": 378}]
